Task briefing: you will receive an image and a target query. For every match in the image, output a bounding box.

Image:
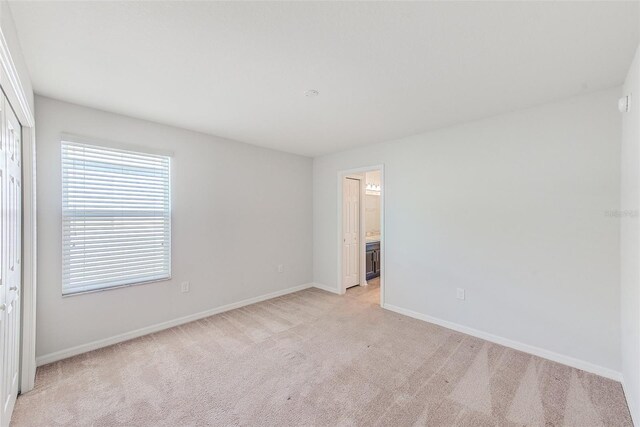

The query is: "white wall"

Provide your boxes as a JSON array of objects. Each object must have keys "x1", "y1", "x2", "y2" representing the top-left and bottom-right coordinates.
[
  {"x1": 364, "y1": 194, "x2": 380, "y2": 235},
  {"x1": 314, "y1": 88, "x2": 622, "y2": 375},
  {"x1": 620, "y1": 45, "x2": 640, "y2": 425},
  {"x1": 35, "y1": 96, "x2": 313, "y2": 360}
]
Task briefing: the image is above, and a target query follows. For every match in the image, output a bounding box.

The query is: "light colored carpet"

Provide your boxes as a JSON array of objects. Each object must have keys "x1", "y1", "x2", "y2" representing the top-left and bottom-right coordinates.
[{"x1": 12, "y1": 279, "x2": 632, "y2": 426}]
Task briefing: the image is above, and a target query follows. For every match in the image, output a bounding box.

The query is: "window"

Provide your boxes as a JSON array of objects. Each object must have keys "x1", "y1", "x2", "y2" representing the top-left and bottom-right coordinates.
[{"x1": 61, "y1": 138, "x2": 171, "y2": 295}]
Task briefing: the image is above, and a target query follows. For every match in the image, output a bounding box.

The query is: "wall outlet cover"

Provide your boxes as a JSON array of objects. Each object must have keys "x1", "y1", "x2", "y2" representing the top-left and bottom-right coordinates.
[
  {"x1": 456, "y1": 288, "x2": 465, "y2": 300},
  {"x1": 277, "y1": 264, "x2": 284, "y2": 273}
]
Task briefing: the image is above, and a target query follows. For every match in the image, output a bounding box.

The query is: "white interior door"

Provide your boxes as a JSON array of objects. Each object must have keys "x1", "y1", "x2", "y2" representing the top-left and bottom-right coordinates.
[
  {"x1": 342, "y1": 177, "x2": 360, "y2": 289},
  {"x1": 0, "y1": 97, "x2": 4, "y2": 427},
  {"x1": 0, "y1": 95, "x2": 21, "y2": 427}
]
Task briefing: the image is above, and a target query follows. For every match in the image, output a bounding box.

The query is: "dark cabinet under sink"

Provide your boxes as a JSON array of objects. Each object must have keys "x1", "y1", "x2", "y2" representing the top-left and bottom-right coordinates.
[{"x1": 366, "y1": 241, "x2": 381, "y2": 280}]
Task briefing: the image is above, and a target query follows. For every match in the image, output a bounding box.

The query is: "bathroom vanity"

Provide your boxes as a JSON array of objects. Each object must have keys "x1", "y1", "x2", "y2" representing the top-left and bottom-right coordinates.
[{"x1": 365, "y1": 239, "x2": 381, "y2": 280}]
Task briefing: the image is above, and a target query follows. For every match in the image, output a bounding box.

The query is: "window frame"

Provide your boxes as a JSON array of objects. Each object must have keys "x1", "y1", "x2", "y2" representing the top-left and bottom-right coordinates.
[{"x1": 60, "y1": 134, "x2": 173, "y2": 296}]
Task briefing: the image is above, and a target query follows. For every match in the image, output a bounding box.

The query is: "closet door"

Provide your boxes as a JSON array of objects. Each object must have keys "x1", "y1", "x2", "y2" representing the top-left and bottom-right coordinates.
[
  {"x1": 1, "y1": 95, "x2": 21, "y2": 427},
  {"x1": 0, "y1": 96, "x2": 5, "y2": 427}
]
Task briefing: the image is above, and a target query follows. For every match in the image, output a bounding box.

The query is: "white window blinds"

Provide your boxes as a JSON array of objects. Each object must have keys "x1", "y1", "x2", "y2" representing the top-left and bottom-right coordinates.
[{"x1": 62, "y1": 139, "x2": 171, "y2": 295}]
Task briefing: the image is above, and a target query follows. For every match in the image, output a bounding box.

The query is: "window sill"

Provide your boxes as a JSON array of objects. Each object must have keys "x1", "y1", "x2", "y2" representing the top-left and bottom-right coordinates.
[{"x1": 62, "y1": 276, "x2": 172, "y2": 297}]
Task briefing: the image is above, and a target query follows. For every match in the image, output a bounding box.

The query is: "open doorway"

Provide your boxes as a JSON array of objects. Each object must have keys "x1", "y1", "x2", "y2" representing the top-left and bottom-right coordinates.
[
  {"x1": 363, "y1": 170, "x2": 382, "y2": 293},
  {"x1": 338, "y1": 165, "x2": 384, "y2": 306}
]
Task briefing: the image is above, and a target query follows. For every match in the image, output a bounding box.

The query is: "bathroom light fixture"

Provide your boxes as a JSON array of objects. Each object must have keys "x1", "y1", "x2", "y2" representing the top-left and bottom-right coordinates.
[{"x1": 366, "y1": 183, "x2": 381, "y2": 194}]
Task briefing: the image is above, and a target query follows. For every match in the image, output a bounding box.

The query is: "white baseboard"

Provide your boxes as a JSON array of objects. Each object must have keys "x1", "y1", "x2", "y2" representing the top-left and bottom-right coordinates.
[
  {"x1": 621, "y1": 377, "x2": 639, "y2": 427},
  {"x1": 382, "y1": 303, "x2": 622, "y2": 382},
  {"x1": 311, "y1": 282, "x2": 341, "y2": 294},
  {"x1": 36, "y1": 283, "x2": 313, "y2": 366}
]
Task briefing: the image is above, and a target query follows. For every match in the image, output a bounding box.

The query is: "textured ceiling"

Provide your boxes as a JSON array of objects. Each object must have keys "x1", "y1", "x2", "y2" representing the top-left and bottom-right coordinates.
[{"x1": 9, "y1": 1, "x2": 640, "y2": 156}]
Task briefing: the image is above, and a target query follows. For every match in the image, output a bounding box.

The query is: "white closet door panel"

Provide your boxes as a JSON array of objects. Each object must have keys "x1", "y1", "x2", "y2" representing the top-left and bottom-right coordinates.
[{"x1": 1, "y1": 95, "x2": 21, "y2": 427}]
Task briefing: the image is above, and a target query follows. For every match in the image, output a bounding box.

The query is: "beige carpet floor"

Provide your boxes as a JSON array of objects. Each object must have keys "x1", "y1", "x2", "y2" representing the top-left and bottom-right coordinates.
[{"x1": 12, "y1": 279, "x2": 632, "y2": 426}]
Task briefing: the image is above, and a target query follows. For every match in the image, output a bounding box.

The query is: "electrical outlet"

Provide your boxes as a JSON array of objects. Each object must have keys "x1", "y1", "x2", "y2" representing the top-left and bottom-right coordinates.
[
  {"x1": 181, "y1": 281, "x2": 190, "y2": 293},
  {"x1": 456, "y1": 288, "x2": 465, "y2": 300},
  {"x1": 277, "y1": 264, "x2": 284, "y2": 273}
]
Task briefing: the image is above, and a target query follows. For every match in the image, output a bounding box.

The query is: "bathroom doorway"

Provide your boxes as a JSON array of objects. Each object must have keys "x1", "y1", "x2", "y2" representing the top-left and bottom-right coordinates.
[{"x1": 338, "y1": 165, "x2": 384, "y2": 306}]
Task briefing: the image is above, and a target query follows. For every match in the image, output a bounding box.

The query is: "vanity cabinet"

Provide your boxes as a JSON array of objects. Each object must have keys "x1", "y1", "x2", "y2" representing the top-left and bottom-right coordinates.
[{"x1": 366, "y1": 241, "x2": 381, "y2": 280}]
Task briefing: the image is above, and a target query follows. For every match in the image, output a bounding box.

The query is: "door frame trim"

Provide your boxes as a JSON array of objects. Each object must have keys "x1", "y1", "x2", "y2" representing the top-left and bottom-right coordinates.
[
  {"x1": 336, "y1": 165, "x2": 384, "y2": 306},
  {"x1": 0, "y1": 27, "x2": 37, "y2": 394}
]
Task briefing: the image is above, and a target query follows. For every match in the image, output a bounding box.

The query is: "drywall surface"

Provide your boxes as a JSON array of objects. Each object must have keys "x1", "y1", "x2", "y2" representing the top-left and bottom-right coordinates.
[
  {"x1": 620, "y1": 44, "x2": 640, "y2": 425},
  {"x1": 35, "y1": 96, "x2": 312, "y2": 358},
  {"x1": 314, "y1": 88, "x2": 622, "y2": 373},
  {"x1": 364, "y1": 194, "x2": 381, "y2": 235}
]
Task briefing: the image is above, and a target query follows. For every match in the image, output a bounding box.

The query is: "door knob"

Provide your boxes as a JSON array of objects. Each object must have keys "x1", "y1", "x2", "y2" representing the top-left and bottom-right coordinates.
[
  {"x1": 0, "y1": 303, "x2": 5, "y2": 311},
  {"x1": 9, "y1": 286, "x2": 17, "y2": 291}
]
